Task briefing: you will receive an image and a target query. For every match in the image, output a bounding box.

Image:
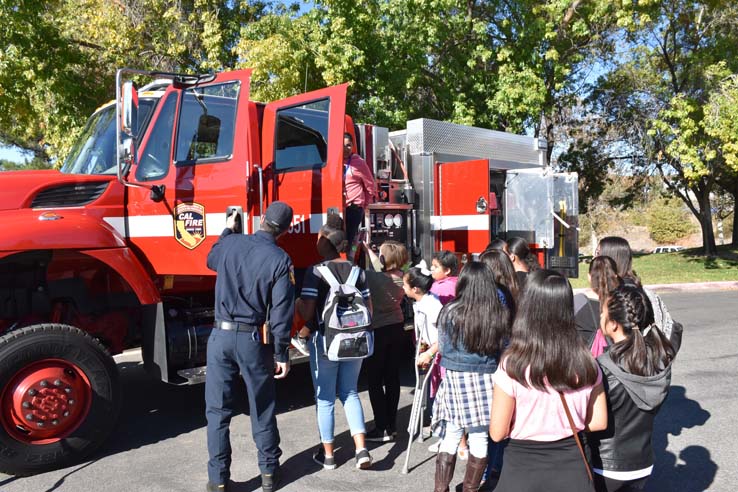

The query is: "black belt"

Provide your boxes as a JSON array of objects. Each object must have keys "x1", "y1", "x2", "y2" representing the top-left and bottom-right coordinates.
[{"x1": 215, "y1": 320, "x2": 259, "y2": 332}]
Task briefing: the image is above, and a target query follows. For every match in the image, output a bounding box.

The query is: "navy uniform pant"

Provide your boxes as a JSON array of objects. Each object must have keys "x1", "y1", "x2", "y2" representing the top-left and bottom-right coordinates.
[{"x1": 205, "y1": 327, "x2": 282, "y2": 484}]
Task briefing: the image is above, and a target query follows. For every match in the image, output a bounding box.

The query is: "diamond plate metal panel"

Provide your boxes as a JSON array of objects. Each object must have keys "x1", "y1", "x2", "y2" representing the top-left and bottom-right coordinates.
[{"x1": 406, "y1": 118, "x2": 543, "y2": 168}]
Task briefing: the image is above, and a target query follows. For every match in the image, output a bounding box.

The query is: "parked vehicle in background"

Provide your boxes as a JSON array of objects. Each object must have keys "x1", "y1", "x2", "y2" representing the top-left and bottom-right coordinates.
[{"x1": 653, "y1": 246, "x2": 685, "y2": 254}]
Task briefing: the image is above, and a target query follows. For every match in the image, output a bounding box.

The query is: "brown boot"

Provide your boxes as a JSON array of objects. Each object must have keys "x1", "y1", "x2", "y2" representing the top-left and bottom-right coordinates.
[
  {"x1": 462, "y1": 454, "x2": 488, "y2": 492},
  {"x1": 434, "y1": 452, "x2": 457, "y2": 492}
]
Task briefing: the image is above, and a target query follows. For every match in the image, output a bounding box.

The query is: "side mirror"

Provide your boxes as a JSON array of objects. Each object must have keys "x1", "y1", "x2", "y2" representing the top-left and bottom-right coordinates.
[
  {"x1": 119, "y1": 81, "x2": 139, "y2": 178},
  {"x1": 121, "y1": 81, "x2": 139, "y2": 138}
]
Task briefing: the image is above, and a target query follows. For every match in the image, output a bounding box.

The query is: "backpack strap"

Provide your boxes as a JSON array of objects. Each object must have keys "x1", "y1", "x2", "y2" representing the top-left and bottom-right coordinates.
[
  {"x1": 316, "y1": 265, "x2": 341, "y2": 290},
  {"x1": 346, "y1": 266, "x2": 361, "y2": 288}
]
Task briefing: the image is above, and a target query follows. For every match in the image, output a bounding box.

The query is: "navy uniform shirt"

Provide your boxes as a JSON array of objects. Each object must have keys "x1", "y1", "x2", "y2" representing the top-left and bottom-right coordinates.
[{"x1": 207, "y1": 229, "x2": 295, "y2": 363}]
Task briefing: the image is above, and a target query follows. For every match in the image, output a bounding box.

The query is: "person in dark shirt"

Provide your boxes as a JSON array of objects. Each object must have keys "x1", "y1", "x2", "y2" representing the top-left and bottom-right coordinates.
[{"x1": 204, "y1": 201, "x2": 295, "y2": 492}]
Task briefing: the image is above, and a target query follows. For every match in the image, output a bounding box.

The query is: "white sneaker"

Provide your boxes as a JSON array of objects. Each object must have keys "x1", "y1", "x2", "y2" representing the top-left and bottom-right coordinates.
[
  {"x1": 427, "y1": 440, "x2": 441, "y2": 453},
  {"x1": 291, "y1": 335, "x2": 310, "y2": 356}
]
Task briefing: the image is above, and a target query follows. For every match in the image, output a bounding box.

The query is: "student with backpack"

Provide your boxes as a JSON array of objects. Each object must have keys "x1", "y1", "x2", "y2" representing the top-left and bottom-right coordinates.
[
  {"x1": 431, "y1": 262, "x2": 511, "y2": 492},
  {"x1": 296, "y1": 218, "x2": 374, "y2": 471},
  {"x1": 588, "y1": 285, "x2": 679, "y2": 492},
  {"x1": 490, "y1": 270, "x2": 608, "y2": 492},
  {"x1": 573, "y1": 256, "x2": 622, "y2": 357}
]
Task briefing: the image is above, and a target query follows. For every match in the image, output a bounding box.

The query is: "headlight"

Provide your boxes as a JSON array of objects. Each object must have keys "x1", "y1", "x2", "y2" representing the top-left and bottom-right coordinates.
[
  {"x1": 384, "y1": 214, "x2": 394, "y2": 228},
  {"x1": 393, "y1": 213, "x2": 403, "y2": 227}
]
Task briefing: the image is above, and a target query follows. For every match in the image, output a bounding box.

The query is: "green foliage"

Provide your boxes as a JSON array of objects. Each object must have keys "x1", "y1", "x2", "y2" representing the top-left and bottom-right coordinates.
[
  {"x1": 647, "y1": 198, "x2": 696, "y2": 244},
  {"x1": 0, "y1": 0, "x2": 270, "y2": 163},
  {"x1": 0, "y1": 158, "x2": 52, "y2": 171},
  {"x1": 588, "y1": 0, "x2": 738, "y2": 255}
]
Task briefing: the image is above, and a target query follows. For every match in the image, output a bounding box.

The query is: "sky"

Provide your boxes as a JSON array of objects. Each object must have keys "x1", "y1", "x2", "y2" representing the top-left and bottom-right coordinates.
[{"x1": 0, "y1": 145, "x2": 32, "y2": 163}]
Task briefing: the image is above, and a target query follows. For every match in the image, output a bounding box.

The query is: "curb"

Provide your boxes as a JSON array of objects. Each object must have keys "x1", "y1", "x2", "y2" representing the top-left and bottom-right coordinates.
[
  {"x1": 574, "y1": 281, "x2": 738, "y2": 294},
  {"x1": 643, "y1": 280, "x2": 738, "y2": 293}
]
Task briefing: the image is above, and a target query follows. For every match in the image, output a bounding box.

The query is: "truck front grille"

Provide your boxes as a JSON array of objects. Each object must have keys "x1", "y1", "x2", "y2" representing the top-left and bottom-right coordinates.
[{"x1": 31, "y1": 182, "x2": 109, "y2": 208}]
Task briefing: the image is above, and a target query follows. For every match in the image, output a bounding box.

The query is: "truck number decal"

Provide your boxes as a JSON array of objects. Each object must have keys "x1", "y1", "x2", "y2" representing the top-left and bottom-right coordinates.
[{"x1": 288, "y1": 214, "x2": 307, "y2": 234}]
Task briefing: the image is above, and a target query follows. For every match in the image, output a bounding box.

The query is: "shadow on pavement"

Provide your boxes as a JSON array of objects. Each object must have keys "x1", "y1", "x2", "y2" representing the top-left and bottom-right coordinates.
[
  {"x1": 91, "y1": 351, "x2": 419, "y2": 466},
  {"x1": 649, "y1": 385, "x2": 715, "y2": 491}
]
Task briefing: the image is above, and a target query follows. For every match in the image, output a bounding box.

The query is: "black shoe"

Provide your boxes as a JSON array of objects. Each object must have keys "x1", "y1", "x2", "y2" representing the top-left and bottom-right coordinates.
[
  {"x1": 355, "y1": 448, "x2": 373, "y2": 470},
  {"x1": 261, "y1": 470, "x2": 279, "y2": 492},
  {"x1": 312, "y1": 447, "x2": 336, "y2": 470},
  {"x1": 206, "y1": 483, "x2": 227, "y2": 492},
  {"x1": 366, "y1": 428, "x2": 394, "y2": 442}
]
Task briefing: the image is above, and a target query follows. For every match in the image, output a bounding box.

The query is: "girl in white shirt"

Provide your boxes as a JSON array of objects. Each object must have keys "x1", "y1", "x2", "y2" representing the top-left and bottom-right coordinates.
[{"x1": 403, "y1": 266, "x2": 443, "y2": 368}]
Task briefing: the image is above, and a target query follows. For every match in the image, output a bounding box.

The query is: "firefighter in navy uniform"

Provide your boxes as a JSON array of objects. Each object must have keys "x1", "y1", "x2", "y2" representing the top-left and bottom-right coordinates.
[{"x1": 204, "y1": 201, "x2": 295, "y2": 492}]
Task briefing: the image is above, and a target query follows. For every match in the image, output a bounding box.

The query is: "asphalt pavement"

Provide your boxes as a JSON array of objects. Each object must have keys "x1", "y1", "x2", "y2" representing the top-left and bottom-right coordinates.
[{"x1": 1, "y1": 290, "x2": 736, "y2": 492}]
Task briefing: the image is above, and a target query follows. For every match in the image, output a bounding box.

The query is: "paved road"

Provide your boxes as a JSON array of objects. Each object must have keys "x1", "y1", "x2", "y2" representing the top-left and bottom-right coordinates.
[{"x1": 1, "y1": 291, "x2": 736, "y2": 492}]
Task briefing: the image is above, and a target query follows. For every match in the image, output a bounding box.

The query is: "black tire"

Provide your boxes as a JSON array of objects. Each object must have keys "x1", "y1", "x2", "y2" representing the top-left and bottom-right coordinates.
[{"x1": 0, "y1": 324, "x2": 121, "y2": 475}]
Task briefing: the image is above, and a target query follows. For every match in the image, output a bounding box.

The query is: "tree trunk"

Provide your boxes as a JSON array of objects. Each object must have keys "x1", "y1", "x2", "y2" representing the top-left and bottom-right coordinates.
[
  {"x1": 698, "y1": 191, "x2": 718, "y2": 256},
  {"x1": 732, "y1": 209, "x2": 737, "y2": 246}
]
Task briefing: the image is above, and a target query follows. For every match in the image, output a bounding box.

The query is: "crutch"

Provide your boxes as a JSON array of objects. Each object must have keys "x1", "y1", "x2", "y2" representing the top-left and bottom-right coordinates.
[{"x1": 401, "y1": 334, "x2": 437, "y2": 474}]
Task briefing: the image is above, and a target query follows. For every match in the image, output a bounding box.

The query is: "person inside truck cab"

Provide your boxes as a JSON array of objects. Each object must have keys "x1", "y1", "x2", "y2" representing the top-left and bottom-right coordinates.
[{"x1": 343, "y1": 132, "x2": 376, "y2": 250}]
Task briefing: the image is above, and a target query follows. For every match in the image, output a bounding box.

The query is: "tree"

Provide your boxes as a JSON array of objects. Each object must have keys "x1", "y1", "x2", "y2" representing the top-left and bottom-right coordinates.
[
  {"x1": 647, "y1": 197, "x2": 696, "y2": 244},
  {"x1": 0, "y1": 158, "x2": 53, "y2": 171},
  {"x1": 704, "y1": 72, "x2": 738, "y2": 245},
  {"x1": 0, "y1": 0, "x2": 270, "y2": 164},
  {"x1": 237, "y1": 0, "x2": 623, "y2": 151},
  {"x1": 589, "y1": 0, "x2": 738, "y2": 256}
]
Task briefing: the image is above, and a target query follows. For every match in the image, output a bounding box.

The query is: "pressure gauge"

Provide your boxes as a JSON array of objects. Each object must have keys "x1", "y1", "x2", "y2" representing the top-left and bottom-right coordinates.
[
  {"x1": 393, "y1": 213, "x2": 403, "y2": 227},
  {"x1": 384, "y1": 214, "x2": 395, "y2": 228}
]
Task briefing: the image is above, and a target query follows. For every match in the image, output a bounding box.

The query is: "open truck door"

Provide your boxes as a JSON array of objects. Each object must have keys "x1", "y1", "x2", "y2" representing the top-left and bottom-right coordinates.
[
  {"x1": 434, "y1": 159, "x2": 491, "y2": 258},
  {"x1": 260, "y1": 85, "x2": 348, "y2": 268},
  {"x1": 504, "y1": 170, "x2": 579, "y2": 277}
]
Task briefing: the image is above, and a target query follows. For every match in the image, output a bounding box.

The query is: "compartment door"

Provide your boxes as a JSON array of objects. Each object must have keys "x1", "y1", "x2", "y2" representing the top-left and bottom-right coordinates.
[
  {"x1": 260, "y1": 85, "x2": 348, "y2": 268},
  {"x1": 435, "y1": 159, "x2": 491, "y2": 255},
  {"x1": 548, "y1": 172, "x2": 579, "y2": 277}
]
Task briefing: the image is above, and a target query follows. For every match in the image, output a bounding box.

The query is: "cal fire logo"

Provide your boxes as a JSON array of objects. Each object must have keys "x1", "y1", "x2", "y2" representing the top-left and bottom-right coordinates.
[{"x1": 174, "y1": 203, "x2": 206, "y2": 249}]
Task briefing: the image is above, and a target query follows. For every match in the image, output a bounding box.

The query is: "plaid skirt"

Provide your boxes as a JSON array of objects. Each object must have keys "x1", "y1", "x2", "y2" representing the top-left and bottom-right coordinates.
[{"x1": 432, "y1": 368, "x2": 494, "y2": 434}]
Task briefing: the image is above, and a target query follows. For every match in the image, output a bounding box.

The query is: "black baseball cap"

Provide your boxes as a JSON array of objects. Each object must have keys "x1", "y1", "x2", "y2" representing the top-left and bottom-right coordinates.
[{"x1": 264, "y1": 201, "x2": 293, "y2": 232}]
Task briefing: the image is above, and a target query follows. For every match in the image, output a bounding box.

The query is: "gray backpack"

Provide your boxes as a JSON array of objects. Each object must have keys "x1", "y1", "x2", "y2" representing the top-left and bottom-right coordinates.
[{"x1": 317, "y1": 265, "x2": 373, "y2": 361}]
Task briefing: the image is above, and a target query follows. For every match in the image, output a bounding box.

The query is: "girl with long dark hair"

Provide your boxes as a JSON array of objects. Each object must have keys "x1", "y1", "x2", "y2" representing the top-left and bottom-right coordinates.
[
  {"x1": 573, "y1": 256, "x2": 621, "y2": 355},
  {"x1": 490, "y1": 270, "x2": 608, "y2": 492},
  {"x1": 432, "y1": 262, "x2": 511, "y2": 492},
  {"x1": 596, "y1": 236, "x2": 677, "y2": 340},
  {"x1": 588, "y1": 285, "x2": 679, "y2": 491},
  {"x1": 507, "y1": 236, "x2": 540, "y2": 287},
  {"x1": 480, "y1": 249, "x2": 520, "y2": 311}
]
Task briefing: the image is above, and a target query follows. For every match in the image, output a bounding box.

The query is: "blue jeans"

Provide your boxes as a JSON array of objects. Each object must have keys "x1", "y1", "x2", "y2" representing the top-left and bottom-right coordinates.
[{"x1": 309, "y1": 332, "x2": 367, "y2": 443}]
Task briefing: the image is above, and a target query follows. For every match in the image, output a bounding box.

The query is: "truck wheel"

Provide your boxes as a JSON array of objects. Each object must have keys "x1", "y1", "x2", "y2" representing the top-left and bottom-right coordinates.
[{"x1": 0, "y1": 324, "x2": 121, "y2": 475}]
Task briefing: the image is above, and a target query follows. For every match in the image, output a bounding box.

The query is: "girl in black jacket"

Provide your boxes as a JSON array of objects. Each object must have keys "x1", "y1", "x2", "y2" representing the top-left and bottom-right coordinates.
[{"x1": 589, "y1": 285, "x2": 679, "y2": 492}]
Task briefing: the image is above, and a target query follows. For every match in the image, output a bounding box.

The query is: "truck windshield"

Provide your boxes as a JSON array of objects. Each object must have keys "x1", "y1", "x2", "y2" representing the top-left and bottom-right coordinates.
[{"x1": 61, "y1": 99, "x2": 156, "y2": 175}]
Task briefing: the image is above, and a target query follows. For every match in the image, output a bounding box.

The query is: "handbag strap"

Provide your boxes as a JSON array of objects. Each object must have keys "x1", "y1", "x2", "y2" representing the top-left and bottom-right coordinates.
[{"x1": 558, "y1": 392, "x2": 594, "y2": 483}]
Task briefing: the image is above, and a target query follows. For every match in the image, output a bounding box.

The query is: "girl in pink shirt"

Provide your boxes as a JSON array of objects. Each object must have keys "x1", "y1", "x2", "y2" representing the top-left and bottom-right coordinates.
[
  {"x1": 429, "y1": 250, "x2": 459, "y2": 305},
  {"x1": 490, "y1": 270, "x2": 608, "y2": 492}
]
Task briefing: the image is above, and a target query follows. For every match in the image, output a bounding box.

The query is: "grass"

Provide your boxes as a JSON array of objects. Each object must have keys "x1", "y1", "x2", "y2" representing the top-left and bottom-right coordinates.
[{"x1": 569, "y1": 244, "x2": 738, "y2": 288}]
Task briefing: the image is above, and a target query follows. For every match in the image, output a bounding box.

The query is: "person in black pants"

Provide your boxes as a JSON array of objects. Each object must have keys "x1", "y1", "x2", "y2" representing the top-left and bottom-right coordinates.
[
  {"x1": 362, "y1": 241, "x2": 409, "y2": 442},
  {"x1": 205, "y1": 202, "x2": 295, "y2": 492}
]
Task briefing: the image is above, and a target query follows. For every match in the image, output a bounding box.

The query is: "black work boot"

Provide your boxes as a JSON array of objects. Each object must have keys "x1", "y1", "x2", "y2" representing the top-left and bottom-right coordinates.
[
  {"x1": 205, "y1": 483, "x2": 227, "y2": 492},
  {"x1": 261, "y1": 470, "x2": 280, "y2": 492}
]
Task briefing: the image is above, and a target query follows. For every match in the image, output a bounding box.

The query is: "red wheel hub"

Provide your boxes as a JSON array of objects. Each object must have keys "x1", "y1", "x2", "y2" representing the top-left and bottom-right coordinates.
[{"x1": 1, "y1": 359, "x2": 92, "y2": 444}]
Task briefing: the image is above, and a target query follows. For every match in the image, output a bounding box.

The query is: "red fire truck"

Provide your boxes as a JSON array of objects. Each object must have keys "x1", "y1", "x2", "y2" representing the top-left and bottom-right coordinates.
[{"x1": 0, "y1": 68, "x2": 578, "y2": 475}]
